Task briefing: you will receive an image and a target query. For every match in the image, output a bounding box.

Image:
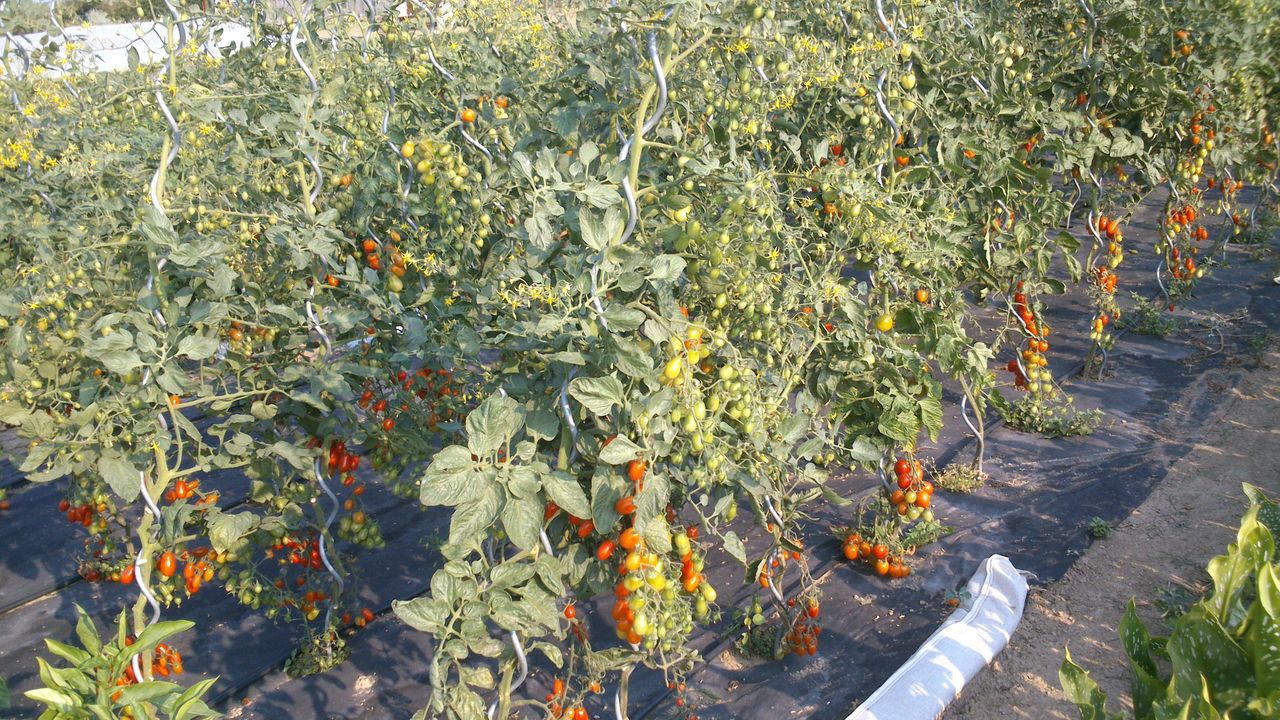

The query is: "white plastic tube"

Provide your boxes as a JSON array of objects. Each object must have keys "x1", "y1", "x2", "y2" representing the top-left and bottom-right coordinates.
[{"x1": 847, "y1": 554, "x2": 1030, "y2": 720}]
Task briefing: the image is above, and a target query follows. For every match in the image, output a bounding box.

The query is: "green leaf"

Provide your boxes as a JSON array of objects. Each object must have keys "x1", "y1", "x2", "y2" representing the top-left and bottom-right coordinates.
[
  {"x1": 167, "y1": 678, "x2": 220, "y2": 720},
  {"x1": 1059, "y1": 648, "x2": 1121, "y2": 720},
  {"x1": 44, "y1": 639, "x2": 91, "y2": 666},
  {"x1": 543, "y1": 471, "x2": 591, "y2": 519},
  {"x1": 501, "y1": 492, "x2": 543, "y2": 551},
  {"x1": 1119, "y1": 600, "x2": 1164, "y2": 718},
  {"x1": 176, "y1": 335, "x2": 221, "y2": 361},
  {"x1": 73, "y1": 606, "x2": 101, "y2": 656},
  {"x1": 603, "y1": 305, "x2": 646, "y2": 332},
  {"x1": 648, "y1": 255, "x2": 687, "y2": 283},
  {"x1": 25, "y1": 687, "x2": 78, "y2": 710},
  {"x1": 1166, "y1": 608, "x2": 1251, "y2": 703},
  {"x1": 613, "y1": 337, "x2": 655, "y2": 378},
  {"x1": 524, "y1": 409, "x2": 559, "y2": 442},
  {"x1": 722, "y1": 530, "x2": 747, "y2": 565},
  {"x1": 568, "y1": 376, "x2": 625, "y2": 416},
  {"x1": 206, "y1": 511, "x2": 260, "y2": 553},
  {"x1": 466, "y1": 394, "x2": 521, "y2": 456},
  {"x1": 581, "y1": 205, "x2": 624, "y2": 250},
  {"x1": 421, "y1": 445, "x2": 483, "y2": 507},
  {"x1": 449, "y1": 485, "x2": 503, "y2": 547},
  {"x1": 599, "y1": 435, "x2": 643, "y2": 464},
  {"x1": 1205, "y1": 507, "x2": 1273, "y2": 622},
  {"x1": 84, "y1": 331, "x2": 142, "y2": 375},
  {"x1": 265, "y1": 441, "x2": 311, "y2": 471},
  {"x1": 394, "y1": 596, "x2": 450, "y2": 634},
  {"x1": 590, "y1": 469, "x2": 627, "y2": 530},
  {"x1": 116, "y1": 681, "x2": 182, "y2": 706},
  {"x1": 97, "y1": 451, "x2": 140, "y2": 503}
]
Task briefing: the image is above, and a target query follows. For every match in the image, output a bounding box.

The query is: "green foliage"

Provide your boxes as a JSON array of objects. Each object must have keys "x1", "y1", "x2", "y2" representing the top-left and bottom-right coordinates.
[
  {"x1": 1126, "y1": 294, "x2": 1181, "y2": 338},
  {"x1": 931, "y1": 463, "x2": 987, "y2": 494},
  {"x1": 1061, "y1": 484, "x2": 1280, "y2": 720},
  {"x1": 24, "y1": 606, "x2": 218, "y2": 720},
  {"x1": 1088, "y1": 517, "x2": 1113, "y2": 539}
]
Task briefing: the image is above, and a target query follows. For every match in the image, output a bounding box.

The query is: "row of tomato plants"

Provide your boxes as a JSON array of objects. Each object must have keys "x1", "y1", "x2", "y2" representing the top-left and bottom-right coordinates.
[{"x1": 0, "y1": 0, "x2": 1277, "y2": 717}]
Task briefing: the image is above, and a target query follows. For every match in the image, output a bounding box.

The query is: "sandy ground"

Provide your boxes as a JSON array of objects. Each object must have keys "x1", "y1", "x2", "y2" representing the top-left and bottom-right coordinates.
[{"x1": 945, "y1": 343, "x2": 1280, "y2": 720}]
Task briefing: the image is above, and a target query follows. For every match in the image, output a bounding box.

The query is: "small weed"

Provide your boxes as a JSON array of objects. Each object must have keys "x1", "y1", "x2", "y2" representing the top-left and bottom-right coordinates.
[
  {"x1": 901, "y1": 519, "x2": 949, "y2": 550},
  {"x1": 931, "y1": 462, "x2": 987, "y2": 493},
  {"x1": 1125, "y1": 293, "x2": 1180, "y2": 338},
  {"x1": 1246, "y1": 331, "x2": 1274, "y2": 367},
  {"x1": 1087, "y1": 517, "x2": 1112, "y2": 539},
  {"x1": 1155, "y1": 585, "x2": 1198, "y2": 620}
]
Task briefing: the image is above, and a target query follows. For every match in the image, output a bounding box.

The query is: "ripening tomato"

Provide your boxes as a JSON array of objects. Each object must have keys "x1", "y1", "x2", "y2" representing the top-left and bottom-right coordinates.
[
  {"x1": 615, "y1": 497, "x2": 636, "y2": 515},
  {"x1": 461, "y1": 107, "x2": 477, "y2": 123},
  {"x1": 627, "y1": 459, "x2": 647, "y2": 483},
  {"x1": 157, "y1": 551, "x2": 177, "y2": 578},
  {"x1": 619, "y1": 527, "x2": 640, "y2": 551},
  {"x1": 872, "y1": 544, "x2": 889, "y2": 560},
  {"x1": 597, "y1": 539, "x2": 616, "y2": 561},
  {"x1": 564, "y1": 604, "x2": 577, "y2": 620}
]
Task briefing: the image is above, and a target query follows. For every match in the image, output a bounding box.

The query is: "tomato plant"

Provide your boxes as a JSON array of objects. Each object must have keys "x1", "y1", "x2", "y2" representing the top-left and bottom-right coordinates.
[{"x1": 0, "y1": 0, "x2": 1276, "y2": 717}]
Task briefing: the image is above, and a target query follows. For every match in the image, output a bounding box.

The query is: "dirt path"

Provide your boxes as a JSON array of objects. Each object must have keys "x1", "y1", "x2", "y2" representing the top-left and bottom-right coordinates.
[{"x1": 945, "y1": 343, "x2": 1280, "y2": 720}]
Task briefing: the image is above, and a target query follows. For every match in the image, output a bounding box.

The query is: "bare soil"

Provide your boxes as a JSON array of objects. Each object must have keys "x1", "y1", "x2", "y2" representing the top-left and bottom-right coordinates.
[{"x1": 945, "y1": 344, "x2": 1280, "y2": 720}]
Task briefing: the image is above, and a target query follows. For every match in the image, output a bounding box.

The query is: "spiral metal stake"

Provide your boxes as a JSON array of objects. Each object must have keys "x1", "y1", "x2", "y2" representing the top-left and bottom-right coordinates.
[
  {"x1": 874, "y1": 71, "x2": 899, "y2": 183},
  {"x1": 1155, "y1": 261, "x2": 1170, "y2": 307},
  {"x1": 457, "y1": 104, "x2": 494, "y2": 163},
  {"x1": 149, "y1": 0, "x2": 183, "y2": 217},
  {"x1": 559, "y1": 371, "x2": 581, "y2": 465},
  {"x1": 305, "y1": 285, "x2": 335, "y2": 355},
  {"x1": 420, "y1": 6, "x2": 458, "y2": 82},
  {"x1": 874, "y1": 0, "x2": 899, "y2": 44},
  {"x1": 953, "y1": 0, "x2": 974, "y2": 29},
  {"x1": 875, "y1": 454, "x2": 895, "y2": 494},
  {"x1": 1006, "y1": 296, "x2": 1033, "y2": 335},
  {"x1": 485, "y1": 631, "x2": 529, "y2": 719},
  {"x1": 970, "y1": 75, "x2": 989, "y2": 97},
  {"x1": 763, "y1": 496, "x2": 786, "y2": 529},
  {"x1": 1076, "y1": 0, "x2": 1097, "y2": 61},
  {"x1": 312, "y1": 459, "x2": 346, "y2": 632},
  {"x1": 129, "y1": 469, "x2": 164, "y2": 683},
  {"x1": 959, "y1": 393, "x2": 980, "y2": 439},
  {"x1": 617, "y1": 28, "x2": 670, "y2": 247},
  {"x1": 144, "y1": 259, "x2": 170, "y2": 329},
  {"x1": 290, "y1": 0, "x2": 323, "y2": 209}
]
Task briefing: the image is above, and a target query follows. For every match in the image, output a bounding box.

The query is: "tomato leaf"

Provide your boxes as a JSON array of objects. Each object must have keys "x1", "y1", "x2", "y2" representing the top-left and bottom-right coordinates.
[
  {"x1": 568, "y1": 375, "x2": 624, "y2": 416},
  {"x1": 721, "y1": 530, "x2": 747, "y2": 565},
  {"x1": 501, "y1": 491, "x2": 542, "y2": 550},
  {"x1": 598, "y1": 435, "x2": 643, "y2": 464},
  {"x1": 581, "y1": 205, "x2": 624, "y2": 250},
  {"x1": 543, "y1": 470, "x2": 591, "y2": 519},
  {"x1": 206, "y1": 511, "x2": 260, "y2": 553},
  {"x1": 394, "y1": 596, "x2": 450, "y2": 634},
  {"x1": 466, "y1": 394, "x2": 521, "y2": 456},
  {"x1": 97, "y1": 451, "x2": 140, "y2": 502},
  {"x1": 421, "y1": 445, "x2": 484, "y2": 507},
  {"x1": 176, "y1": 334, "x2": 221, "y2": 361},
  {"x1": 449, "y1": 485, "x2": 503, "y2": 547}
]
